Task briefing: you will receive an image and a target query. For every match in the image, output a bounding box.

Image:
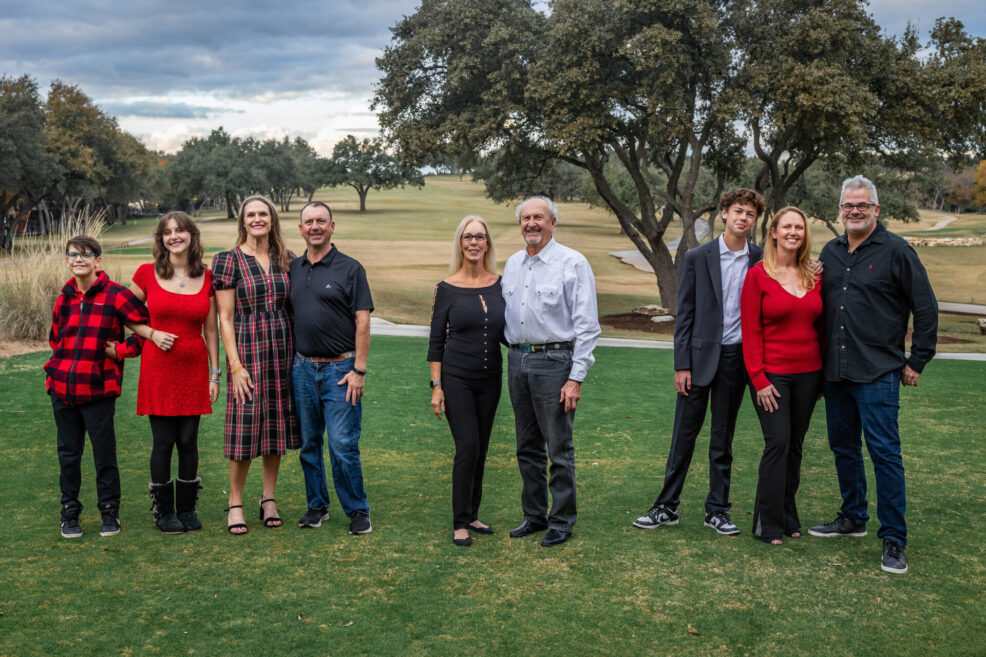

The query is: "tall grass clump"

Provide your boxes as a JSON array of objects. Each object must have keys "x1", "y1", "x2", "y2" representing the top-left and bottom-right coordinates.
[{"x1": 0, "y1": 213, "x2": 119, "y2": 341}]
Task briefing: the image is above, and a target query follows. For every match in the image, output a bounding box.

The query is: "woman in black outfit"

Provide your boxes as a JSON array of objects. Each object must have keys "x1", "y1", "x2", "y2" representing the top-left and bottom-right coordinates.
[{"x1": 428, "y1": 216, "x2": 505, "y2": 547}]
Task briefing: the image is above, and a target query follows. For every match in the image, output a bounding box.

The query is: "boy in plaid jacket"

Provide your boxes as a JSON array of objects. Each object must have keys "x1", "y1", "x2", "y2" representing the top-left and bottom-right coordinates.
[{"x1": 45, "y1": 235, "x2": 155, "y2": 538}]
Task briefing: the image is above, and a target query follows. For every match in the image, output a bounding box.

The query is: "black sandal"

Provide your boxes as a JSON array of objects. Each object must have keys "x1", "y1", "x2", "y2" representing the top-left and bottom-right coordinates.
[
  {"x1": 226, "y1": 504, "x2": 247, "y2": 535},
  {"x1": 259, "y1": 498, "x2": 282, "y2": 528}
]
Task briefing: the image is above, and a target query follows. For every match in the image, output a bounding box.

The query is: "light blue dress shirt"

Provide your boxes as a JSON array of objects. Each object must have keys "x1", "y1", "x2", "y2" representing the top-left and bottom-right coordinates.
[
  {"x1": 719, "y1": 235, "x2": 749, "y2": 345},
  {"x1": 502, "y1": 239, "x2": 601, "y2": 382}
]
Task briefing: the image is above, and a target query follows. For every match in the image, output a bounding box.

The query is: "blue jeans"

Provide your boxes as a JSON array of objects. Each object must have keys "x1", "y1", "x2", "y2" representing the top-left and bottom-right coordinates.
[
  {"x1": 824, "y1": 370, "x2": 906, "y2": 545},
  {"x1": 291, "y1": 355, "x2": 369, "y2": 517},
  {"x1": 508, "y1": 348, "x2": 577, "y2": 530}
]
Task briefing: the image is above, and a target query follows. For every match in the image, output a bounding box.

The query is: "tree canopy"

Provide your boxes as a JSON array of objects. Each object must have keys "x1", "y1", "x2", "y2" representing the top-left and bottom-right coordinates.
[{"x1": 325, "y1": 135, "x2": 424, "y2": 212}]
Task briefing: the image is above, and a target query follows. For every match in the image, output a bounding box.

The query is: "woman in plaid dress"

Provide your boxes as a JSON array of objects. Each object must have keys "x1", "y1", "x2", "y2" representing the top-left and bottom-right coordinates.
[{"x1": 213, "y1": 195, "x2": 300, "y2": 534}]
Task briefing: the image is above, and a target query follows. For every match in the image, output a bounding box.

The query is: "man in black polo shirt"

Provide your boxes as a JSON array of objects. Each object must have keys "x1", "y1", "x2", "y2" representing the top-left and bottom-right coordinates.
[
  {"x1": 290, "y1": 201, "x2": 374, "y2": 534},
  {"x1": 808, "y1": 175, "x2": 937, "y2": 574}
]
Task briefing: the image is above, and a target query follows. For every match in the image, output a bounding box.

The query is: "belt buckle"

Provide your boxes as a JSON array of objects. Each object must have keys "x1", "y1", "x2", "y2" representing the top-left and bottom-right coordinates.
[{"x1": 519, "y1": 344, "x2": 533, "y2": 353}]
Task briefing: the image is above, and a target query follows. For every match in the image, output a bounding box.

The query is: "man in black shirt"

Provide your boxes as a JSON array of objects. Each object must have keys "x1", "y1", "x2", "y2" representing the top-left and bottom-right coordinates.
[
  {"x1": 290, "y1": 201, "x2": 374, "y2": 535},
  {"x1": 808, "y1": 175, "x2": 938, "y2": 575}
]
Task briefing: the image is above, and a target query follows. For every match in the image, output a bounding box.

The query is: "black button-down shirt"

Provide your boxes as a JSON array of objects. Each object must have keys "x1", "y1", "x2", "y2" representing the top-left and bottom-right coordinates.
[{"x1": 819, "y1": 222, "x2": 937, "y2": 383}]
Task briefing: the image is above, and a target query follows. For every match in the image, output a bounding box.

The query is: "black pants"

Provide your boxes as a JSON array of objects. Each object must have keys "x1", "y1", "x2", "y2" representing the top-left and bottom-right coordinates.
[
  {"x1": 443, "y1": 371, "x2": 501, "y2": 529},
  {"x1": 656, "y1": 344, "x2": 747, "y2": 514},
  {"x1": 149, "y1": 415, "x2": 201, "y2": 483},
  {"x1": 51, "y1": 395, "x2": 120, "y2": 514},
  {"x1": 750, "y1": 370, "x2": 823, "y2": 540}
]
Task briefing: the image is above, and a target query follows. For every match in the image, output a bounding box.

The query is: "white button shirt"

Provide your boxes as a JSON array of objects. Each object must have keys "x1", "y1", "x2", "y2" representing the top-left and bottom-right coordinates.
[
  {"x1": 502, "y1": 239, "x2": 601, "y2": 382},
  {"x1": 719, "y1": 235, "x2": 749, "y2": 345}
]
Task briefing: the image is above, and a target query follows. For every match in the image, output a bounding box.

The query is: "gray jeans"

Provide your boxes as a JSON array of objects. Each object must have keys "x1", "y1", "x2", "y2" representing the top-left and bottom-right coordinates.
[{"x1": 508, "y1": 348, "x2": 577, "y2": 530}]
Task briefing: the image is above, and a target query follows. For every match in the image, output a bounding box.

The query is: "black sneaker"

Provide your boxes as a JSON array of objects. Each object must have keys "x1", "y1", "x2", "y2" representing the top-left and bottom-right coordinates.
[
  {"x1": 100, "y1": 511, "x2": 121, "y2": 537},
  {"x1": 299, "y1": 507, "x2": 329, "y2": 528},
  {"x1": 807, "y1": 516, "x2": 867, "y2": 537},
  {"x1": 348, "y1": 511, "x2": 372, "y2": 535},
  {"x1": 632, "y1": 505, "x2": 679, "y2": 529},
  {"x1": 881, "y1": 539, "x2": 908, "y2": 574},
  {"x1": 60, "y1": 517, "x2": 83, "y2": 539},
  {"x1": 704, "y1": 511, "x2": 740, "y2": 536}
]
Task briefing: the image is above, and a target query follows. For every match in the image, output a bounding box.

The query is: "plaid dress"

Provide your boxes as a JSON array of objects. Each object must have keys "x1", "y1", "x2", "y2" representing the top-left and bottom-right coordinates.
[{"x1": 212, "y1": 247, "x2": 300, "y2": 460}]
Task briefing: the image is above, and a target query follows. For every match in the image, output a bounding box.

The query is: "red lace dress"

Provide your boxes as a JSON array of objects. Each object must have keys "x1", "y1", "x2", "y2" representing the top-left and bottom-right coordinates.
[{"x1": 132, "y1": 263, "x2": 214, "y2": 416}]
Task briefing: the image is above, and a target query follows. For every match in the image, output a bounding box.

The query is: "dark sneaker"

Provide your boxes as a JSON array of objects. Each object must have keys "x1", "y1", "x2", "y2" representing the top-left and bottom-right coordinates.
[
  {"x1": 881, "y1": 540, "x2": 908, "y2": 574},
  {"x1": 100, "y1": 511, "x2": 121, "y2": 537},
  {"x1": 348, "y1": 511, "x2": 372, "y2": 535},
  {"x1": 299, "y1": 507, "x2": 329, "y2": 529},
  {"x1": 808, "y1": 516, "x2": 867, "y2": 538},
  {"x1": 60, "y1": 517, "x2": 83, "y2": 539},
  {"x1": 632, "y1": 505, "x2": 679, "y2": 529},
  {"x1": 704, "y1": 511, "x2": 740, "y2": 536}
]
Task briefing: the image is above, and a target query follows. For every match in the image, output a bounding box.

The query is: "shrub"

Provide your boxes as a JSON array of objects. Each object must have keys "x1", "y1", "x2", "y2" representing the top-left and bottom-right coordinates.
[{"x1": 0, "y1": 214, "x2": 120, "y2": 341}]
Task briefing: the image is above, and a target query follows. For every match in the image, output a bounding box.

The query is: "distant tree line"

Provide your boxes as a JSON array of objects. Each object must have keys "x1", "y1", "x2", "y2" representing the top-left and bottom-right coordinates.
[{"x1": 374, "y1": 0, "x2": 986, "y2": 311}]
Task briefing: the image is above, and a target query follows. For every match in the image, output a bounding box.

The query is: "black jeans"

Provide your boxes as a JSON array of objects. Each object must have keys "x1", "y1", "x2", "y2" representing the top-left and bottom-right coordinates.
[
  {"x1": 750, "y1": 370, "x2": 823, "y2": 539},
  {"x1": 656, "y1": 344, "x2": 747, "y2": 514},
  {"x1": 508, "y1": 348, "x2": 577, "y2": 531},
  {"x1": 51, "y1": 394, "x2": 120, "y2": 515},
  {"x1": 149, "y1": 415, "x2": 201, "y2": 483},
  {"x1": 443, "y1": 371, "x2": 501, "y2": 529}
]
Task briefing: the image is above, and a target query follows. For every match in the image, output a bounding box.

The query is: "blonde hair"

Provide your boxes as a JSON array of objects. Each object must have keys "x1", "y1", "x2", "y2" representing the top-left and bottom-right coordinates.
[
  {"x1": 450, "y1": 215, "x2": 497, "y2": 274},
  {"x1": 763, "y1": 206, "x2": 821, "y2": 291}
]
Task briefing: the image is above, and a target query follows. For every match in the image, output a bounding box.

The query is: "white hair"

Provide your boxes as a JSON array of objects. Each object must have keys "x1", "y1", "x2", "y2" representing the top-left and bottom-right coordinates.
[
  {"x1": 515, "y1": 196, "x2": 558, "y2": 221},
  {"x1": 840, "y1": 175, "x2": 879, "y2": 205}
]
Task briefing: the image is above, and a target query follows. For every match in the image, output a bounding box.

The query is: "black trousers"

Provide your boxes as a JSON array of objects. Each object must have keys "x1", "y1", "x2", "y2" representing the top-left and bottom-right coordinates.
[
  {"x1": 750, "y1": 370, "x2": 823, "y2": 539},
  {"x1": 51, "y1": 394, "x2": 120, "y2": 514},
  {"x1": 149, "y1": 415, "x2": 201, "y2": 483},
  {"x1": 443, "y1": 371, "x2": 501, "y2": 529},
  {"x1": 656, "y1": 344, "x2": 747, "y2": 514}
]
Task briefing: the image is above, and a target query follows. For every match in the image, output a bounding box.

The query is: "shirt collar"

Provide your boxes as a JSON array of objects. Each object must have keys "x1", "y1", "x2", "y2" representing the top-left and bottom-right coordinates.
[
  {"x1": 523, "y1": 237, "x2": 558, "y2": 263},
  {"x1": 835, "y1": 221, "x2": 887, "y2": 249},
  {"x1": 718, "y1": 235, "x2": 749, "y2": 258},
  {"x1": 303, "y1": 244, "x2": 337, "y2": 268}
]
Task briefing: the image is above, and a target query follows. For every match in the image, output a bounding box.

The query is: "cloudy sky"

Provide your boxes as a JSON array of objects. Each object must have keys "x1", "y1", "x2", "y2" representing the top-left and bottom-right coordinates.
[{"x1": 2, "y1": 0, "x2": 983, "y2": 155}]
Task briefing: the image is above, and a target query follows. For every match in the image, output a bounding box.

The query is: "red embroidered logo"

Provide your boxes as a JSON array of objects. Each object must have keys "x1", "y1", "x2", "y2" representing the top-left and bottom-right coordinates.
[{"x1": 868, "y1": 264, "x2": 873, "y2": 269}]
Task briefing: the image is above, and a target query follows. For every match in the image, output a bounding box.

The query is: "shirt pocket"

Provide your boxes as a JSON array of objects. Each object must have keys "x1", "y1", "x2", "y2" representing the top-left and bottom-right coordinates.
[{"x1": 536, "y1": 284, "x2": 561, "y2": 308}]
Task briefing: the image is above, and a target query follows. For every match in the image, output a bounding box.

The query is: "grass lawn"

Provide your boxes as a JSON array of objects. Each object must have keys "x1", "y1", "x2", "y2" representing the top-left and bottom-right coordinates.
[{"x1": 2, "y1": 337, "x2": 984, "y2": 657}]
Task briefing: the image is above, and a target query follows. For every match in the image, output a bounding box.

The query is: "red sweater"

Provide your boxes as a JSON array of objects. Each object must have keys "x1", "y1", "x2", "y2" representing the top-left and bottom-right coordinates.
[{"x1": 740, "y1": 263, "x2": 823, "y2": 391}]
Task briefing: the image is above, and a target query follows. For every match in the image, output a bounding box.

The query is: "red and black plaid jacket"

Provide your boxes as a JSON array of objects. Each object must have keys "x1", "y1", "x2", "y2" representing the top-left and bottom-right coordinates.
[{"x1": 45, "y1": 271, "x2": 149, "y2": 405}]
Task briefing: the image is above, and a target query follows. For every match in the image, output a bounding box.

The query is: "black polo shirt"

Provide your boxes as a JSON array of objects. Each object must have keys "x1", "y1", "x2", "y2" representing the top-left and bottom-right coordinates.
[
  {"x1": 289, "y1": 246, "x2": 373, "y2": 357},
  {"x1": 819, "y1": 222, "x2": 937, "y2": 384}
]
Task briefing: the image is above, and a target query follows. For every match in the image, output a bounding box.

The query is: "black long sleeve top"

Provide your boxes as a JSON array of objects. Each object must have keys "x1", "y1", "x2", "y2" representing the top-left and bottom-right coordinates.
[
  {"x1": 819, "y1": 222, "x2": 938, "y2": 383},
  {"x1": 427, "y1": 279, "x2": 506, "y2": 379}
]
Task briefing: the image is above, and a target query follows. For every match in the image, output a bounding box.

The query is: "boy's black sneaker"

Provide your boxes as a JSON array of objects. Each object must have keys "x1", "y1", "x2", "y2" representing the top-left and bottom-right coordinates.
[
  {"x1": 100, "y1": 511, "x2": 121, "y2": 537},
  {"x1": 60, "y1": 517, "x2": 83, "y2": 539},
  {"x1": 881, "y1": 539, "x2": 908, "y2": 574},
  {"x1": 807, "y1": 515, "x2": 867, "y2": 537},
  {"x1": 348, "y1": 511, "x2": 372, "y2": 535}
]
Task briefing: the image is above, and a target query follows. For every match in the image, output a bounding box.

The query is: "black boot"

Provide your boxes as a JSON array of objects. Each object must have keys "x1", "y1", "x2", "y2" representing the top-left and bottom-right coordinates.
[
  {"x1": 175, "y1": 477, "x2": 203, "y2": 532},
  {"x1": 148, "y1": 480, "x2": 184, "y2": 534}
]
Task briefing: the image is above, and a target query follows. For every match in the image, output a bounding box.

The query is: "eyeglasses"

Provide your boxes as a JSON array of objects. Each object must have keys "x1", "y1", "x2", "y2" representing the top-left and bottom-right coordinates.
[
  {"x1": 461, "y1": 234, "x2": 488, "y2": 243},
  {"x1": 65, "y1": 251, "x2": 98, "y2": 260},
  {"x1": 840, "y1": 203, "x2": 876, "y2": 213}
]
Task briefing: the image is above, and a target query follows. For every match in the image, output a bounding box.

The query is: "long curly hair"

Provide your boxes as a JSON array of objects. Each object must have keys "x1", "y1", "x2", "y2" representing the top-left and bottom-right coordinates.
[
  {"x1": 235, "y1": 195, "x2": 291, "y2": 272},
  {"x1": 153, "y1": 211, "x2": 205, "y2": 279},
  {"x1": 762, "y1": 206, "x2": 821, "y2": 291}
]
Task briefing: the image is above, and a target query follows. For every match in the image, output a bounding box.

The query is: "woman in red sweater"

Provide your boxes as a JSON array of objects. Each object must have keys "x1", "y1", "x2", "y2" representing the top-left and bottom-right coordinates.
[{"x1": 741, "y1": 206, "x2": 823, "y2": 545}]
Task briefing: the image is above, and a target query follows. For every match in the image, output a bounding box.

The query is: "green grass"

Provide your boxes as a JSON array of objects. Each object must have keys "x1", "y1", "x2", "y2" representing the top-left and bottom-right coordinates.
[{"x1": 2, "y1": 337, "x2": 984, "y2": 656}]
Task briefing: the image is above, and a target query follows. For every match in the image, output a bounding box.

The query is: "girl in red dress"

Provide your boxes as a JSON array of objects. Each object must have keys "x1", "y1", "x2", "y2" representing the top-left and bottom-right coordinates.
[
  {"x1": 131, "y1": 211, "x2": 220, "y2": 534},
  {"x1": 741, "y1": 206, "x2": 824, "y2": 545}
]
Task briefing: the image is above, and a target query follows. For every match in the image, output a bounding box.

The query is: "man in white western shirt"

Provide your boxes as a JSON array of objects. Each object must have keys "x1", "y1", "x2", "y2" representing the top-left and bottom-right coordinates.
[{"x1": 502, "y1": 196, "x2": 601, "y2": 547}]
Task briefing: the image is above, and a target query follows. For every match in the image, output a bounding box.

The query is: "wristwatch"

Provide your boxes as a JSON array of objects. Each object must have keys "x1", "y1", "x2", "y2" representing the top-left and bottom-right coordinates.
[{"x1": 430, "y1": 380, "x2": 442, "y2": 388}]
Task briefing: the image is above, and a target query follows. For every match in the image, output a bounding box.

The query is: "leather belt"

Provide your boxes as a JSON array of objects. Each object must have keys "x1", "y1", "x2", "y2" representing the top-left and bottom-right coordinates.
[
  {"x1": 299, "y1": 351, "x2": 356, "y2": 363},
  {"x1": 510, "y1": 342, "x2": 574, "y2": 353}
]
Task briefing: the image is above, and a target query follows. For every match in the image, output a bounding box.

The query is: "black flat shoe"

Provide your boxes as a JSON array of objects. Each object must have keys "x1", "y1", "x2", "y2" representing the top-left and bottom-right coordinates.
[
  {"x1": 509, "y1": 519, "x2": 548, "y2": 538},
  {"x1": 468, "y1": 523, "x2": 494, "y2": 535},
  {"x1": 452, "y1": 533, "x2": 472, "y2": 547},
  {"x1": 540, "y1": 528, "x2": 571, "y2": 547}
]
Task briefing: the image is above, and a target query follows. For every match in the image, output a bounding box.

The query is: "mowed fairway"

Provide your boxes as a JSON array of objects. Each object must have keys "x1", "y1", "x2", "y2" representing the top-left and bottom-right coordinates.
[{"x1": 2, "y1": 339, "x2": 985, "y2": 656}]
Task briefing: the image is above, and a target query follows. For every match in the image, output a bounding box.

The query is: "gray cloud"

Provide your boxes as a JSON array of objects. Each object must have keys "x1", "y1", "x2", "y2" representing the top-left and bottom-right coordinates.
[
  {"x1": 0, "y1": 0, "x2": 418, "y2": 98},
  {"x1": 98, "y1": 100, "x2": 241, "y2": 118}
]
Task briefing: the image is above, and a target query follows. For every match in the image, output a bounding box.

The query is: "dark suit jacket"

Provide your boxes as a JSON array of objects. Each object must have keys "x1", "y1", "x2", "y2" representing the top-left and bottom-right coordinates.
[{"x1": 673, "y1": 237, "x2": 763, "y2": 387}]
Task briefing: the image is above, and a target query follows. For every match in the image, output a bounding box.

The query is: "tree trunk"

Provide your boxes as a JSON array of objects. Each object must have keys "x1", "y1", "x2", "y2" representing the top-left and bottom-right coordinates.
[
  {"x1": 358, "y1": 188, "x2": 368, "y2": 212},
  {"x1": 225, "y1": 192, "x2": 236, "y2": 219}
]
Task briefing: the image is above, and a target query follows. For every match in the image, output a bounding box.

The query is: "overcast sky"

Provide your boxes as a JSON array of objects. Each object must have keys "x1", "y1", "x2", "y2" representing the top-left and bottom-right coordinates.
[{"x1": 1, "y1": 0, "x2": 983, "y2": 155}]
